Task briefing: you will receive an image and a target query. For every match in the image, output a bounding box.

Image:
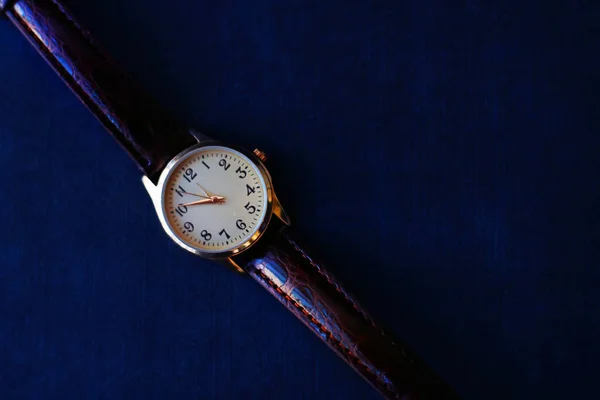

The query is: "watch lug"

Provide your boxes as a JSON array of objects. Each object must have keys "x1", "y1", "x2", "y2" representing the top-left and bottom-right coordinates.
[
  {"x1": 189, "y1": 129, "x2": 213, "y2": 143},
  {"x1": 221, "y1": 257, "x2": 245, "y2": 274},
  {"x1": 272, "y1": 193, "x2": 291, "y2": 226},
  {"x1": 142, "y1": 175, "x2": 161, "y2": 211}
]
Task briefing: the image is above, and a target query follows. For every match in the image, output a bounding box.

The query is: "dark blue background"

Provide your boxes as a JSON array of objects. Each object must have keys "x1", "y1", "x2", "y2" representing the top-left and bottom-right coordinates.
[{"x1": 1, "y1": 1, "x2": 598, "y2": 399}]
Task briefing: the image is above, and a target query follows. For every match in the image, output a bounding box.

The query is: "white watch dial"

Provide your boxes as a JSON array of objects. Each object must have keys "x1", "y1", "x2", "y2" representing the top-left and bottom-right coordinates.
[{"x1": 161, "y1": 145, "x2": 269, "y2": 253}]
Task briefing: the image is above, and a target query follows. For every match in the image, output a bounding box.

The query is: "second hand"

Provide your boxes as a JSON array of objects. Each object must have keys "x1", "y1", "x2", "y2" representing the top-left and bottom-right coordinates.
[
  {"x1": 181, "y1": 189, "x2": 210, "y2": 199},
  {"x1": 196, "y1": 182, "x2": 216, "y2": 197}
]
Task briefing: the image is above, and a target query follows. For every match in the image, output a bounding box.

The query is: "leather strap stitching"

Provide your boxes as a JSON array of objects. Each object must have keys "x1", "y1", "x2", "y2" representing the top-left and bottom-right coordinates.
[
  {"x1": 49, "y1": 0, "x2": 82, "y2": 34},
  {"x1": 283, "y1": 233, "x2": 417, "y2": 363},
  {"x1": 49, "y1": 0, "x2": 97, "y2": 51},
  {"x1": 284, "y1": 234, "x2": 378, "y2": 325},
  {"x1": 252, "y1": 266, "x2": 401, "y2": 398}
]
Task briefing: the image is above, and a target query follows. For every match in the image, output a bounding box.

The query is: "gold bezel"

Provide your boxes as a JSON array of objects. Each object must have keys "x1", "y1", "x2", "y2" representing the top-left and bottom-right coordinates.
[{"x1": 154, "y1": 142, "x2": 274, "y2": 260}]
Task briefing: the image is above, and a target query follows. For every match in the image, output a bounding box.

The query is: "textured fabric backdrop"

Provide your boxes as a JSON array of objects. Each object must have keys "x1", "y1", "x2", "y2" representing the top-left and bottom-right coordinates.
[{"x1": 0, "y1": 1, "x2": 598, "y2": 399}]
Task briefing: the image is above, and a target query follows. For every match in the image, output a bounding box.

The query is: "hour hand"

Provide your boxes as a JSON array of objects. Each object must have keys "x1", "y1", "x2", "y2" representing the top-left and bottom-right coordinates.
[
  {"x1": 180, "y1": 195, "x2": 226, "y2": 207},
  {"x1": 180, "y1": 199, "x2": 213, "y2": 207}
]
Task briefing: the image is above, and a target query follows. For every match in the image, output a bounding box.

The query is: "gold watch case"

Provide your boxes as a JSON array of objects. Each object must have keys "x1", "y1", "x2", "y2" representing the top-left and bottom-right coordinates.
[{"x1": 141, "y1": 141, "x2": 290, "y2": 273}]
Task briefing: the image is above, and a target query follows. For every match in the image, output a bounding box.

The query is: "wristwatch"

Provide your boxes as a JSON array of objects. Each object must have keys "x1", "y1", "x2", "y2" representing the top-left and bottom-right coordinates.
[{"x1": 1, "y1": 1, "x2": 459, "y2": 399}]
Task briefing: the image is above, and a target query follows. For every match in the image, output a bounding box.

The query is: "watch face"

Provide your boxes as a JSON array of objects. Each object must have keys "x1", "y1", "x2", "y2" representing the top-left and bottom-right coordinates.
[{"x1": 159, "y1": 145, "x2": 271, "y2": 255}]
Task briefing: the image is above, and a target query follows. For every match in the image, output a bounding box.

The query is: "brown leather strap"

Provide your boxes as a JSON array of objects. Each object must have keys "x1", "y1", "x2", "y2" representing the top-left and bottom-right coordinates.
[
  {"x1": 2, "y1": 0, "x2": 197, "y2": 182},
  {"x1": 239, "y1": 225, "x2": 459, "y2": 400}
]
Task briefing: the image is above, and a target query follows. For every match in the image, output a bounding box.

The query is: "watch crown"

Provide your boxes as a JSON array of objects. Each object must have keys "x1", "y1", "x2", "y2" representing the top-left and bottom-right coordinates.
[{"x1": 253, "y1": 148, "x2": 267, "y2": 162}]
